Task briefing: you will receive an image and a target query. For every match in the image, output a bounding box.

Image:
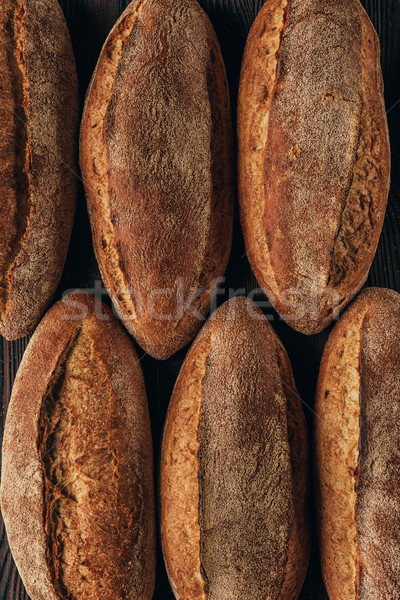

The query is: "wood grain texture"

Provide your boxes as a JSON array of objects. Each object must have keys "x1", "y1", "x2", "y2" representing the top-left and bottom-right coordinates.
[{"x1": 0, "y1": 0, "x2": 399, "y2": 599}]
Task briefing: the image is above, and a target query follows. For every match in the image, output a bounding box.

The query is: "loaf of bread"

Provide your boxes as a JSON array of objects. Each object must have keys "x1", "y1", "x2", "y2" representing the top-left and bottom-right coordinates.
[
  {"x1": 237, "y1": 0, "x2": 390, "y2": 335},
  {"x1": 160, "y1": 296, "x2": 309, "y2": 600},
  {"x1": 0, "y1": 0, "x2": 79, "y2": 341},
  {"x1": 0, "y1": 291, "x2": 155, "y2": 600},
  {"x1": 315, "y1": 287, "x2": 400, "y2": 600},
  {"x1": 80, "y1": 0, "x2": 233, "y2": 360}
]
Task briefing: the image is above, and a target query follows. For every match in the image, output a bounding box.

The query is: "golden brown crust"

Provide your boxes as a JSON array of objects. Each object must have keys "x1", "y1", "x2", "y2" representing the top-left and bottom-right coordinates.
[
  {"x1": 315, "y1": 308, "x2": 364, "y2": 600},
  {"x1": 160, "y1": 335, "x2": 210, "y2": 600},
  {"x1": 0, "y1": 292, "x2": 155, "y2": 600},
  {"x1": 0, "y1": 0, "x2": 79, "y2": 340},
  {"x1": 315, "y1": 287, "x2": 400, "y2": 600},
  {"x1": 238, "y1": 0, "x2": 390, "y2": 335},
  {"x1": 160, "y1": 296, "x2": 309, "y2": 600},
  {"x1": 80, "y1": 0, "x2": 233, "y2": 360},
  {"x1": 237, "y1": 0, "x2": 289, "y2": 312}
]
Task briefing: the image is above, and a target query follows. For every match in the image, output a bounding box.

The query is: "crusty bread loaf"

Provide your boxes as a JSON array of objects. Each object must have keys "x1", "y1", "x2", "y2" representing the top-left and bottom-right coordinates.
[
  {"x1": 315, "y1": 287, "x2": 400, "y2": 600},
  {"x1": 160, "y1": 296, "x2": 310, "y2": 600},
  {"x1": 0, "y1": 0, "x2": 79, "y2": 340},
  {"x1": 0, "y1": 291, "x2": 155, "y2": 600},
  {"x1": 237, "y1": 0, "x2": 390, "y2": 335},
  {"x1": 80, "y1": 0, "x2": 233, "y2": 360}
]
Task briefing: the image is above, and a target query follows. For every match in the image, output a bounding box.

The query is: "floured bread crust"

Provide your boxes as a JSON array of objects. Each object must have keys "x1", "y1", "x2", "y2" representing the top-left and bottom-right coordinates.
[
  {"x1": 238, "y1": 0, "x2": 390, "y2": 335},
  {"x1": 0, "y1": 0, "x2": 78, "y2": 340},
  {"x1": 80, "y1": 0, "x2": 233, "y2": 360},
  {"x1": 160, "y1": 296, "x2": 309, "y2": 600},
  {"x1": 0, "y1": 292, "x2": 155, "y2": 600},
  {"x1": 315, "y1": 287, "x2": 400, "y2": 600}
]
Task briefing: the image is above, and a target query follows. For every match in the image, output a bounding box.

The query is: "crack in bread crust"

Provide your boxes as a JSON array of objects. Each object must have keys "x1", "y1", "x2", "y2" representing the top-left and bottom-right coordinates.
[
  {"x1": 328, "y1": 13, "x2": 389, "y2": 291},
  {"x1": 0, "y1": 0, "x2": 32, "y2": 317},
  {"x1": 316, "y1": 310, "x2": 366, "y2": 600},
  {"x1": 38, "y1": 319, "x2": 140, "y2": 600},
  {"x1": 160, "y1": 335, "x2": 211, "y2": 600},
  {"x1": 237, "y1": 0, "x2": 290, "y2": 302},
  {"x1": 80, "y1": 4, "x2": 147, "y2": 321}
]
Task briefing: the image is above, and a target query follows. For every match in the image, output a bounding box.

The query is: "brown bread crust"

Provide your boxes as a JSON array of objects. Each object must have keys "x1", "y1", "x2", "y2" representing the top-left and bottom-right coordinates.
[
  {"x1": 0, "y1": 0, "x2": 79, "y2": 340},
  {"x1": 80, "y1": 0, "x2": 233, "y2": 360},
  {"x1": 160, "y1": 335, "x2": 209, "y2": 600},
  {"x1": 0, "y1": 292, "x2": 156, "y2": 600},
  {"x1": 161, "y1": 296, "x2": 309, "y2": 600},
  {"x1": 315, "y1": 287, "x2": 400, "y2": 600},
  {"x1": 238, "y1": 0, "x2": 390, "y2": 335}
]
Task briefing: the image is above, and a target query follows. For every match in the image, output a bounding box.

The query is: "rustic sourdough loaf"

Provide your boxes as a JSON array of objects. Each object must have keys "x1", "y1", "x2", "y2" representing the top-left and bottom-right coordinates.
[
  {"x1": 80, "y1": 0, "x2": 233, "y2": 360},
  {"x1": 0, "y1": 291, "x2": 155, "y2": 600},
  {"x1": 238, "y1": 0, "x2": 390, "y2": 334},
  {"x1": 0, "y1": 0, "x2": 79, "y2": 340},
  {"x1": 160, "y1": 296, "x2": 310, "y2": 600},
  {"x1": 315, "y1": 287, "x2": 400, "y2": 600}
]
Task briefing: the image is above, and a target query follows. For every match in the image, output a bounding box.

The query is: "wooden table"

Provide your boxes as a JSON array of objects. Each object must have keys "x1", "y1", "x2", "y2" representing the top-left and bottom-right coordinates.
[{"x1": 1, "y1": 1, "x2": 399, "y2": 598}]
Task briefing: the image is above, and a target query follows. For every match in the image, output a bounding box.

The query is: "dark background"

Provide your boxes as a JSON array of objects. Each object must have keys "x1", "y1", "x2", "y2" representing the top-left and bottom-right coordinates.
[{"x1": 1, "y1": 0, "x2": 399, "y2": 598}]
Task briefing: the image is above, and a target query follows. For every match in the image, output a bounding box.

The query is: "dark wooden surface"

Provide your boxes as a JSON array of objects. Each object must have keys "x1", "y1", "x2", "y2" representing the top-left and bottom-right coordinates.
[{"x1": 1, "y1": 0, "x2": 399, "y2": 598}]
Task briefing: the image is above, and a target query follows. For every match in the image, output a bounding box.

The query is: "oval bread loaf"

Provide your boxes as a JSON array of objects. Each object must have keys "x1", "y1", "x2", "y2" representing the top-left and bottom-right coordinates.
[
  {"x1": 80, "y1": 0, "x2": 234, "y2": 360},
  {"x1": 315, "y1": 287, "x2": 400, "y2": 600},
  {"x1": 160, "y1": 296, "x2": 310, "y2": 600},
  {"x1": 0, "y1": 291, "x2": 156, "y2": 600},
  {"x1": 0, "y1": 0, "x2": 79, "y2": 340},
  {"x1": 238, "y1": 0, "x2": 390, "y2": 335}
]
